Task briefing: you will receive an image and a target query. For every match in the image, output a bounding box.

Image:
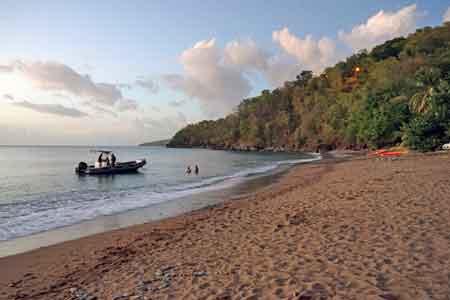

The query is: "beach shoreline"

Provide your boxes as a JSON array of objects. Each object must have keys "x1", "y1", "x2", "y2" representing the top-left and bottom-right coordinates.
[
  {"x1": 0, "y1": 146, "x2": 320, "y2": 246},
  {"x1": 0, "y1": 160, "x2": 294, "y2": 258},
  {"x1": 2, "y1": 151, "x2": 450, "y2": 300}
]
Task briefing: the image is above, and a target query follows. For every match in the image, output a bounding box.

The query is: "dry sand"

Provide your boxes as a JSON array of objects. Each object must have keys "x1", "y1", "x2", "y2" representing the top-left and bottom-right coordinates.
[{"x1": 1, "y1": 153, "x2": 450, "y2": 300}]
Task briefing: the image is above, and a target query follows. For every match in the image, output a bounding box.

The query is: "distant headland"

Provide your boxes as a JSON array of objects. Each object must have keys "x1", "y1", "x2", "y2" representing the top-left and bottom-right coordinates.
[{"x1": 138, "y1": 139, "x2": 170, "y2": 147}]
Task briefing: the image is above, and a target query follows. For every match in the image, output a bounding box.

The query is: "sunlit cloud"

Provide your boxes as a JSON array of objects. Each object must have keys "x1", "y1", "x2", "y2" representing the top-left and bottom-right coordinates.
[
  {"x1": 14, "y1": 61, "x2": 123, "y2": 106},
  {"x1": 273, "y1": 28, "x2": 339, "y2": 73},
  {"x1": 12, "y1": 100, "x2": 88, "y2": 118},
  {"x1": 164, "y1": 38, "x2": 252, "y2": 116},
  {"x1": 264, "y1": 54, "x2": 300, "y2": 87},
  {"x1": 444, "y1": 6, "x2": 450, "y2": 23},
  {"x1": 338, "y1": 4, "x2": 420, "y2": 51},
  {"x1": 2, "y1": 61, "x2": 130, "y2": 108},
  {"x1": 224, "y1": 39, "x2": 269, "y2": 71},
  {"x1": 1, "y1": 60, "x2": 142, "y2": 118}
]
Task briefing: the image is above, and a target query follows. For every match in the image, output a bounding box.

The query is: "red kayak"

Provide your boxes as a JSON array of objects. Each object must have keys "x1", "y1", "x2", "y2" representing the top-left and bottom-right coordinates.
[
  {"x1": 368, "y1": 149, "x2": 387, "y2": 157},
  {"x1": 379, "y1": 151, "x2": 404, "y2": 157},
  {"x1": 368, "y1": 149, "x2": 405, "y2": 157}
]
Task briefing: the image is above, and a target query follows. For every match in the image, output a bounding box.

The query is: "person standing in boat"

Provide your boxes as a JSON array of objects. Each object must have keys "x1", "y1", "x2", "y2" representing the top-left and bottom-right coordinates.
[
  {"x1": 186, "y1": 165, "x2": 192, "y2": 175},
  {"x1": 97, "y1": 153, "x2": 103, "y2": 167},
  {"x1": 194, "y1": 164, "x2": 199, "y2": 175},
  {"x1": 111, "y1": 153, "x2": 116, "y2": 167}
]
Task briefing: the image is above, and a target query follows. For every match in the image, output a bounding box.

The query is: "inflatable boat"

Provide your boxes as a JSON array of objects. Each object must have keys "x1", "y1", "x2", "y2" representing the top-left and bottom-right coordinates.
[{"x1": 75, "y1": 150, "x2": 146, "y2": 175}]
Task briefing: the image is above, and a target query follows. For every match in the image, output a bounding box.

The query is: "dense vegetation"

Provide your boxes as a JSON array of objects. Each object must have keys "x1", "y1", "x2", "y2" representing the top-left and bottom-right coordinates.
[{"x1": 168, "y1": 23, "x2": 450, "y2": 152}]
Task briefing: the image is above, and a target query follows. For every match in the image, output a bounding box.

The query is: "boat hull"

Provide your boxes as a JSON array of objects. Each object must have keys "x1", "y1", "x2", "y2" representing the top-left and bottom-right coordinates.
[{"x1": 76, "y1": 159, "x2": 146, "y2": 175}]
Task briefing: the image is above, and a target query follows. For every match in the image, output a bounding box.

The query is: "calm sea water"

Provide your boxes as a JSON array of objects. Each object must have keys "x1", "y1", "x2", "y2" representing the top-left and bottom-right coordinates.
[{"x1": 0, "y1": 146, "x2": 319, "y2": 241}]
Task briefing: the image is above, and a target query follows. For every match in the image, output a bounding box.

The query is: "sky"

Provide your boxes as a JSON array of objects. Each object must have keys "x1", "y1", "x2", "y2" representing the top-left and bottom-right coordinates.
[{"x1": 0, "y1": 1, "x2": 449, "y2": 145}]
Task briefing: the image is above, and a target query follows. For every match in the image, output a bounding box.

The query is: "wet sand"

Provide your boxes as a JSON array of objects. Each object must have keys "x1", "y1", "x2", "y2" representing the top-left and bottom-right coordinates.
[
  {"x1": 0, "y1": 168, "x2": 288, "y2": 258},
  {"x1": 1, "y1": 153, "x2": 450, "y2": 300}
]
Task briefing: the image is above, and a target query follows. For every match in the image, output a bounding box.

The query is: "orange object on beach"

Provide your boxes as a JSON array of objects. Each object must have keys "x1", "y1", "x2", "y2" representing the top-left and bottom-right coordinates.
[
  {"x1": 368, "y1": 149, "x2": 387, "y2": 157},
  {"x1": 368, "y1": 149, "x2": 406, "y2": 157},
  {"x1": 379, "y1": 151, "x2": 404, "y2": 157}
]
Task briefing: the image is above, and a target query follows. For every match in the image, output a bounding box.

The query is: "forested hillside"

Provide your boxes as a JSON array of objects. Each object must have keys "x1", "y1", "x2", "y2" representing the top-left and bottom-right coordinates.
[{"x1": 168, "y1": 23, "x2": 450, "y2": 152}]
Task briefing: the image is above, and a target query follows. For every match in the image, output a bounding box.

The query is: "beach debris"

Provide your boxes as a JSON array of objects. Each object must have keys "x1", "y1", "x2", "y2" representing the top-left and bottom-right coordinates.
[
  {"x1": 147, "y1": 265, "x2": 177, "y2": 291},
  {"x1": 8, "y1": 279, "x2": 23, "y2": 288},
  {"x1": 274, "y1": 223, "x2": 285, "y2": 232},
  {"x1": 69, "y1": 287, "x2": 97, "y2": 300},
  {"x1": 295, "y1": 290, "x2": 314, "y2": 300},
  {"x1": 288, "y1": 213, "x2": 307, "y2": 225},
  {"x1": 136, "y1": 282, "x2": 151, "y2": 293},
  {"x1": 23, "y1": 272, "x2": 35, "y2": 278},
  {"x1": 112, "y1": 292, "x2": 129, "y2": 300},
  {"x1": 193, "y1": 271, "x2": 208, "y2": 277},
  {"x1": 13, "y1": 292, "x2": 28, "y2": 299},
  {"x1": 327, "y1": 255, "x2": 339, "y2": 263},
  {"x1": 294, "y1": 283, "x2": 328, "y2": 300},
  {"x1": 380, "y1": 291, "x2": 400, "y2": 300},
  {"x1": 375, "y1": 273, "x2": 390, "y2": 290}
]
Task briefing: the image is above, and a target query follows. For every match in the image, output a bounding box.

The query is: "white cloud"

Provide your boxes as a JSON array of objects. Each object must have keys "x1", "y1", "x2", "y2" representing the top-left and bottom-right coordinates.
[
  {"x1": 116, "y1": 83, "x2": 132, "y2": 90},
  {"x1": 338, "y1": 4, "x2": 419, "y2": 51},
  {"x1": 135, "y1": 78, "x2": 159, "y2": 94},
  {"x1": 164, "y1": 38, "x2": 252, "y2": 116},
  {"x1": 223, "y1": 38, "x2": 299, "y2": 87},
  {"x1": 164, "y1": 35, "x2": 341, "y2": 115},
  {"x1": 117, "y1": 98, "x2": 138, "y2": 112},
  {"x1": 264, "y1": 54, "x2": 300, "y2": 87},
  {"x1": 444, "y1": 6, "x2": 450, "y2": 23},
  {"x1": 12, "y1": 101, "x2": 88, "y2": 118},
  {"x1": 224, "y1": 39, "x2": 269, "y2": 71},
  {"x1": 168, "y1": 99, "x2": 187, "y2": 107},
  {"x1": 1, "y1": 60, "x2": 142, "y2": 119},
  {"x1": 272, "y1": 27, "x2": 339, "y2": 73},
  {"x1": 82, "y1": 101, "x2": 118, "y2": 117},
  {"x1": 2, "y1": 94, "x2": 14, "y2": 101},
  {"x1": 0, "y1": 64, "x2": 13, "y2": 73},
  {"x1": 11, "y1": 61, "x2": 124, "y2": 106},
  {"x1": 52, "y1": 93, "x2": 71, "y2": 100}
]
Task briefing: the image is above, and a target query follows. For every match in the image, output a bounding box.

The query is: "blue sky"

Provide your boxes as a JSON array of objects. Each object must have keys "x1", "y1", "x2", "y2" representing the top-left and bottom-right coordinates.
[{"x1": 0, "y1": 1, "x2": 449, "y2": 145}]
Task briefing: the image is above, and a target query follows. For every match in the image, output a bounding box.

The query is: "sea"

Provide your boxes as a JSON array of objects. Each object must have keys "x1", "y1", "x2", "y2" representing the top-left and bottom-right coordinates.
[{"x1": 0, "y1": 146, "x2": 319, "y2": 254}]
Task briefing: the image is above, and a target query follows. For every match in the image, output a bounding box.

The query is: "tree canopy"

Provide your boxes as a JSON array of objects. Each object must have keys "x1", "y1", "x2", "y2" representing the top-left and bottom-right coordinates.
[{"x1": 168, "y1": 23, "x2": 450, "y2": 152}]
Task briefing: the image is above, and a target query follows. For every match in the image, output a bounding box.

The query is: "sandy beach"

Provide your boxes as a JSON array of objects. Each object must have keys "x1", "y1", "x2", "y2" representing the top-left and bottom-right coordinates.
[{"x1": 1, "y1": 153, "x2": 450, "y2": 300}]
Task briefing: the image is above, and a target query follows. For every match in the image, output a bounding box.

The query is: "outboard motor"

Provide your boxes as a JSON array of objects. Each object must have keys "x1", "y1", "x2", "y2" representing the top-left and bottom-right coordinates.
[{"x1": 76, "y1": 161, "x2": 88, "y2": 174}]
